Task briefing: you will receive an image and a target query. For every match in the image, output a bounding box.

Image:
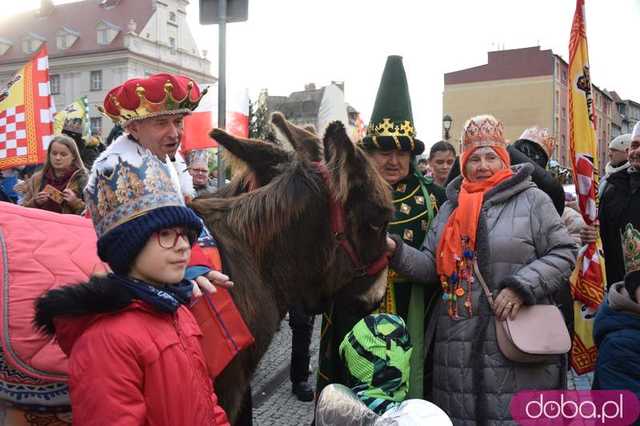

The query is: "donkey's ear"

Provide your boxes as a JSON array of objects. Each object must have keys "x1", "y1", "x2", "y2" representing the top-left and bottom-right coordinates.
[
  {"x1": 270, "y1": 112, "x2": 323, "y2": 161},
  {"x1": 323, "y1": 120, "x2": 356, "y2": 164},
  {"x1": 209, "y1": 128, "x2": 291, "y2": 182}
]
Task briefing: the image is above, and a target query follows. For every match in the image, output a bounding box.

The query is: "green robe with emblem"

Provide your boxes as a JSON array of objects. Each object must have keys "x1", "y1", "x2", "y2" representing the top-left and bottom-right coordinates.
[
  {"x1": 383, "y1": 172, "x2": 445, "y2": 399},
  {"x1": 317, "y1": 171, "x2": 446, "y2": 400}
]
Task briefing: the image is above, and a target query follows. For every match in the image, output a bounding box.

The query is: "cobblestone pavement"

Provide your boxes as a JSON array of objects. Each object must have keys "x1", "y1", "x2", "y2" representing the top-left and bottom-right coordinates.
[{"x1": 251, "y1": 316, "x2": 321, "y2": 426}]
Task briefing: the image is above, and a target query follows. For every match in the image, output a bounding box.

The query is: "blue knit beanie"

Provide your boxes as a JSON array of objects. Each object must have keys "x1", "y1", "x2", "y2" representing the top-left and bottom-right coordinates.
[{"x1": 97, "y1": 205, "x2": 202, "y2": 274}]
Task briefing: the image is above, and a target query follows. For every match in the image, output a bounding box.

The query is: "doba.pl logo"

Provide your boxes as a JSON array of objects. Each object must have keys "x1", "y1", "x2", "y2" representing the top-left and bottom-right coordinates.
[{"x1": 511, "y1": 390, "x2": 640, "y2": 425}]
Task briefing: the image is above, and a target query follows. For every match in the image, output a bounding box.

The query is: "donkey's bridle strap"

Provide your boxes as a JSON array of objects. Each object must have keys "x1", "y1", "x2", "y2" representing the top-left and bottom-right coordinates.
[{"x1": 312, "y1": 161, "x2": 389, "y2": 277}]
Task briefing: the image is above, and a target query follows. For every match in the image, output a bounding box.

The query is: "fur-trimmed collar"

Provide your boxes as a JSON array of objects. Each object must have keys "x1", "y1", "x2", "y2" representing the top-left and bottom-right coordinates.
[
  {"x1": 608, "y1": 282, "x2": 640, "y2": 315},
  {"x1": 445, "y1": 163, "x2": 535, "y2": 206},
  {"x1": 87, "y1": 134, "x2": 195, "y2": 198},
  {"x1": 34, "y1": 276, "x2": 133, "y2": 337}
]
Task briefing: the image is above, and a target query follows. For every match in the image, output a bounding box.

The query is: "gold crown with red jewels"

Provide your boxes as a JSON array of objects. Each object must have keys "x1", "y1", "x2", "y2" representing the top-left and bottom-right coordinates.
[
  {"x1": 461, "y1": 115, "x2": 506, "y2": 152},
  {"x1": 98, "y1": 73, "x2": 207, "y2": 126}
]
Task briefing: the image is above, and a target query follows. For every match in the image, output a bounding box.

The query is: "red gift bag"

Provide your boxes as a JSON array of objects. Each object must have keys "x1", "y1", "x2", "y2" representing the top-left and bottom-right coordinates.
[{"x1": 190, "y1": 245, "x2": 254, "y2": 377}]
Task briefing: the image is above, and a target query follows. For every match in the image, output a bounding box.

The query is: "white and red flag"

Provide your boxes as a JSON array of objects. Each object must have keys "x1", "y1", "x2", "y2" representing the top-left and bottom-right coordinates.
[
  {"x1": 0, "y1": 45, "x2": 54, "y2": 170},
  {"x1": 181, "y1": 86, "x2": 250, "y2": 153}
]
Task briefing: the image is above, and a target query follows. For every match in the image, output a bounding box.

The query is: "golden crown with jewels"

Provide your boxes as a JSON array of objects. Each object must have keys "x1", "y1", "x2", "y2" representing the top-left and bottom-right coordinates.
[{"x1": 461, "y1": 115, "x2": 506, "y2": 152}]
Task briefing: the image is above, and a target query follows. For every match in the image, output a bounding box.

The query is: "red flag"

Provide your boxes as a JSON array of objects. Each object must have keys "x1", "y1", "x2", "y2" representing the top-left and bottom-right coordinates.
[{"x1": 0, "y1": 45, "x2": 54, "y2": 170}]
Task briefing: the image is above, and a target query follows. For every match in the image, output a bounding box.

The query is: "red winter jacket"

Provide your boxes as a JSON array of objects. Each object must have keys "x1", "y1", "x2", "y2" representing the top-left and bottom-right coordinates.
[{"x1": 34, "y1": 276, "x2": 230, "y2": 426}]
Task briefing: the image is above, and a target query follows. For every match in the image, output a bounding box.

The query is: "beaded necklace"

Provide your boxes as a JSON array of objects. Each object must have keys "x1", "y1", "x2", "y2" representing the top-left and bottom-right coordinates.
[{"x1": 440, "y1": 236, "x2": 475, "y2": 319}]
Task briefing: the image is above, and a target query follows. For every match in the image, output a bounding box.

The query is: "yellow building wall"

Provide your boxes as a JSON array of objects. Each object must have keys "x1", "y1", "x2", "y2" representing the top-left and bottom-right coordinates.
[{"x1": 443, "y1": 76, "x2": 554, "y2": 152}]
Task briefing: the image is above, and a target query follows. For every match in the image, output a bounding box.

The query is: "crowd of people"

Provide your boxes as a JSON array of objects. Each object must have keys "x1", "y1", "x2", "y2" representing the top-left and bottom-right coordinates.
[{"x1": 0, "y1": 56, "x2": 638, "y2": 425}]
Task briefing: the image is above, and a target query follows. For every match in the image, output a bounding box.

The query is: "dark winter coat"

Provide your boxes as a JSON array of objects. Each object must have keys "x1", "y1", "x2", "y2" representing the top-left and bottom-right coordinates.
[
  {"x1": 390, "y1": 163, "x2": 577, "y2": 425},
  {"x1": 34, "y1": 276, "x2": 229, "y2": 426},
  {"x1": 599, "y1": 168, "x2": 640, "y2": 287},
  {"x1": 593, "y1": 282, "x2": 640, "y2": 397}
]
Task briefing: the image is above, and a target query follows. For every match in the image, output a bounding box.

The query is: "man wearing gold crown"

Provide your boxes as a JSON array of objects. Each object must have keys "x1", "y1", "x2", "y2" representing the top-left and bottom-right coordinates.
[{"x1": 94, "y1": 73, "x2": 200, "y2": 200}]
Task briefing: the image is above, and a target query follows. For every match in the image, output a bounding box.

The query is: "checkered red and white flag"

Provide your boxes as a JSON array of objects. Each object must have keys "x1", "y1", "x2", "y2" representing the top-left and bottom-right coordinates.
[{"x1": 0, "y1": 44, "x2": 54, "y2": 170}]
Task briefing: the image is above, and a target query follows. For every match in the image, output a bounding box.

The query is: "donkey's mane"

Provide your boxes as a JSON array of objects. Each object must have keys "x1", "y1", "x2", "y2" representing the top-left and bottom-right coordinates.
[{"x1": 193, "y1": 158, "x2": 326, "y2": 254}]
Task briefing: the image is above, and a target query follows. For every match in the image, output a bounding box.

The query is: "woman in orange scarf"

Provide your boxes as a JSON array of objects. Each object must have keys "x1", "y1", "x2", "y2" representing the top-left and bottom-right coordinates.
[{"x1": 386, "y1": 115, "x2": 577, "y2": 425}]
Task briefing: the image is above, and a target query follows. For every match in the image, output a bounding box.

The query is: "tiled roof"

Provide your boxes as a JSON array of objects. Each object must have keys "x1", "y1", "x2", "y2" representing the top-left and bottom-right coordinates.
[{"x1": 0, "y1": 0, "x2": 154, "y2": 65}]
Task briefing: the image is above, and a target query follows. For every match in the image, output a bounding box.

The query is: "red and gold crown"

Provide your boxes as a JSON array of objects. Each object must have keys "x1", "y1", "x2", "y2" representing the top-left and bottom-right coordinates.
[
  {"x1": 98, "y1": 73, "x2": 207, "y2": 126},
  {"x1": 519, "y1": 126, "x2": 556, "y2": 159},
  {"x1": 461, "y1": 115, "x2": 506, "y2": 152}
]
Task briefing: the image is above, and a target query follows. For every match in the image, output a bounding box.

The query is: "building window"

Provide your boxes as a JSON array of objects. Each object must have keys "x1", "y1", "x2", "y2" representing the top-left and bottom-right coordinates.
[
  {"x1": 169, "y1": 11, "x2": 176, "y2": 22},
  {"x1": 169, "y1": 37, "x2": 176, "y2": 54},
  {"x1": 561, "y1": 107, "x2": 566, "y2": 119},
  {"x1": 97, "y1": 29, "x2": 109, "y2": 45},
  {"x1": 561, "y1": 70, "x2": 567, "y2": 83},
  {"x1": 96, "y1": 20, "x2": 120, "y2": 45},
  {"x1": 22, "y1": 38, "x2": 33, "y2": 54},
  {"x1": 90, "y1": 70, "x2": 102, "y2": 91},
  {"x1": 50, "y1": 74, "x2": 60, "y2": 95},
  {"x1": 56, "y1": 34, "x2": 67, "y2": 50},
  {"x1": 90, "y1": 117, "x2": 102, "y2": 135}
]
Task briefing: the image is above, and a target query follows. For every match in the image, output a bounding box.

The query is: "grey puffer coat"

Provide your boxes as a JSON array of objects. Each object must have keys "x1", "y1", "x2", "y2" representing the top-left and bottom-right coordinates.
[{"x1": 390, "y1": 163, "x2": 577, "y2": 426}]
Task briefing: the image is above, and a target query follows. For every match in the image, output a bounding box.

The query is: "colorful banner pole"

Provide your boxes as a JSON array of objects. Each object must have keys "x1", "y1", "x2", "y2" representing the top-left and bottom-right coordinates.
[{"x1": 567, "y1": 0, "x2": 607, "y2": 374}]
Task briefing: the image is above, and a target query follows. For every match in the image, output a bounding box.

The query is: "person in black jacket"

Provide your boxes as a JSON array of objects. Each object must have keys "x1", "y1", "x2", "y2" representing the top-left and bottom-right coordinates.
[{"x1": 583, "y1": 124, "x2": 640, "y2": 288}]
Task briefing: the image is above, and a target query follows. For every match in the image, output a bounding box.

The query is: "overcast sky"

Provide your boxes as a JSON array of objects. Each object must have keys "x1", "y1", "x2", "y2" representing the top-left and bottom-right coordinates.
[{"x1": 7, "y1": 0, "x2": 640, "y2": 146}]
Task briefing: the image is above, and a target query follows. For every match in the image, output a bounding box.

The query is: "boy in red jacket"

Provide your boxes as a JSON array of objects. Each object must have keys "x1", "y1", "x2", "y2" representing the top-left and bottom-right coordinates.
[{"x1": 34, "y1": 151, "x2": 229, "y2": 426}]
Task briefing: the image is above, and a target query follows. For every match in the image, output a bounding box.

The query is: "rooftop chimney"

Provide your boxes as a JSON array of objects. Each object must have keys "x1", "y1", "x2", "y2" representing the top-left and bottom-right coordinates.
[
  {"x1": 304, "y1": 83, "x2": 316, "y2": 91},
  {"x1": 127, "y1": 18, "x2": 137, "y2": 33}
]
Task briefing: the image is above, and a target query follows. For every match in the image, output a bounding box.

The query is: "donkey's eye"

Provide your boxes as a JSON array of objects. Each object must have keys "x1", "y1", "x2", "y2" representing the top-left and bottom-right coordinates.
[{"x1": 369, "y1": 220, "x2": 388, "y2": 232}]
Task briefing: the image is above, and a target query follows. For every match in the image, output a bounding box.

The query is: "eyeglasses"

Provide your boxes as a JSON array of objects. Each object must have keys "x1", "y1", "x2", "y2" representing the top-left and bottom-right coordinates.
[{"x1": 155, "y1": 228, "x2": 198, "y2": 249}]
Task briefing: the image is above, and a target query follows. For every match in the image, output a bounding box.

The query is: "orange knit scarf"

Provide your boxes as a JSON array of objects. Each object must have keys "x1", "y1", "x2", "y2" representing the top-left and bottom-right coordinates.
[{"x1": 435, "y1": 146, "x2": 512, "y2": 317}]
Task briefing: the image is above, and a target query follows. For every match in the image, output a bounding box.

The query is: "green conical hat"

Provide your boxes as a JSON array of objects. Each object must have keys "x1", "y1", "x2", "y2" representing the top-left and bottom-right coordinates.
[{"x1": 360, "y1": 56, "x2": 424, "y2": 155}]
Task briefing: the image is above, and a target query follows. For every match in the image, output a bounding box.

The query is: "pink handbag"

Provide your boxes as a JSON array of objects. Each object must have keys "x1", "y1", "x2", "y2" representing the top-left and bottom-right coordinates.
[{"x1": 473, "y1": 262, "x2": 571, "y2": 363}]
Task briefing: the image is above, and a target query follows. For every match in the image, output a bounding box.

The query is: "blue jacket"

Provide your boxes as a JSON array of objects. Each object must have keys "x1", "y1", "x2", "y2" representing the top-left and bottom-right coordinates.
[{"x1": 593, "y1": 283, "x2": 640, "y2": 396}]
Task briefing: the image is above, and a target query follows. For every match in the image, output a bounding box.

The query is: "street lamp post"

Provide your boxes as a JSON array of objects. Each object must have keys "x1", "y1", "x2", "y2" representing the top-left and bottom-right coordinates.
[
  {"x1": 216, "y1": 0, "x2": 226, "y2": 189},
  {"x1": 200, "y1": 0, "x2": 249, "y2": 188},
  {"x1": 442, "y1": 114, "x2": 453, "y2": 141}
]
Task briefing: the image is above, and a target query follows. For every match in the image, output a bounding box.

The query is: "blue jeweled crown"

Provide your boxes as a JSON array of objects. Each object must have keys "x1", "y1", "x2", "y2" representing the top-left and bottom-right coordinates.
[{"x1": 85, "y1": 152, "x2": 185, "y2": 238}]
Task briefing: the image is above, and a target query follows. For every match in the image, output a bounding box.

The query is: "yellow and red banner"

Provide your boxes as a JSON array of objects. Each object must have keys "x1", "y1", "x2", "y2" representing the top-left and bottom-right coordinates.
[
  {"x1": 568, "y1": 0, "x2": 606, "y2": 374},
  {"x1": 0, "y1": 45, "x2": 54, "y2": 170}
]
